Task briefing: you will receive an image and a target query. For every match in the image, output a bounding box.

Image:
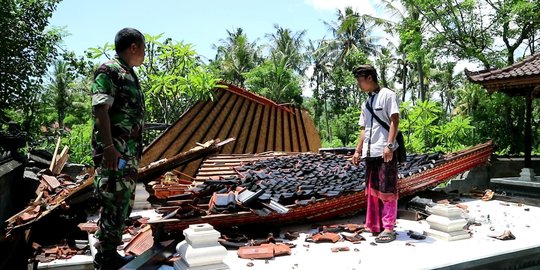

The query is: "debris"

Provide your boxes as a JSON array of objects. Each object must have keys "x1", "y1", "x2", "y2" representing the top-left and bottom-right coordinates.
[
  {"x1": 341, "y1": 232, "x2": 366, "y2": 243},
  {"x1": 305, "y1": 232, "x2": 341, "y2": 243},
  {"x1": 123, "y1": 225, "x2": 154, "y2": 256},
  {"x1": 482, "y1": 189, "x2": 494, "y2": 201},
  {"x1": 331, "y1": 246, "x2": 350, "y2": 252},
  {"x1": 489, "y1": 230, "x2": 516, "y2": 241},
  {"x1": 407, "y1": 230, "x2": 426, "y2": 240}
]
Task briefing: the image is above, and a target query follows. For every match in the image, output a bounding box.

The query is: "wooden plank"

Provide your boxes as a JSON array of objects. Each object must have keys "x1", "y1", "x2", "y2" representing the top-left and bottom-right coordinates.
[
  {"x1": 198, "y1": 167, "x2": 236, "y2": 172},
  {"x1": 301, "y1": 109, "x2": 321, "y2": 152},
  {"x1": 196, "y1": 171, "x2": 235, "y2": 176},
  {"x1": 288, "y1": 109, "x2": 299, "y2": 152},
  {"x1": 141, "y1": 101, "x2": 206, "y2": 166},
  {"x1": 255, "y1": 106, "x2": 270, "y2": 153},
  {"x1": 179, "y1": 92, "x2": 235, "y2": 177},
  {"x1": 49, "y1": 137, "x2": 61, "y2": 171},
  {"x1": 169, "y1": 91, "x2": 228, "y2": 158},
  {"x1": 216, "y1": 95, "x2": 242, "y2": 154},
  {"x1": 282, "y1": 109, "x2": 291, "y2": 151},
  {"x1": 266, "y1": 106, "x2": 276, "y2": 152},
  {"x1": 294, "y1": 107, "x2": 308, "y2": 152},
  {"x1": 181, "y1": 158, "x2": 205, "y2": 179},
  {"x1": 274, "y1": 107, "x2": 283, "y2": 151},
  {"x1": 244, "y1": 105, "x2": 264, "y2": 154},
  {"x1": 222, "y1": 99, "x2": 251, "y2": 153},
  {"x1": 52, "y1": 146, "x2": 69, "y2": 174},
  {"x1": 232, "y1": 101, "x2": 256, "y2": 153}
]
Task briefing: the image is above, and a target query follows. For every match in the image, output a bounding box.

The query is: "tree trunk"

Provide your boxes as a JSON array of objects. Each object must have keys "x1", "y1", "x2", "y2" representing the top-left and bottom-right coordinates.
[
  {"x1": 417, "y1": 59, "x2": 426, "y2": 102},
  {"x1": 402, "y1": 64, "x2": 407, "y2": 102},
  {"x1": 324, "y1": 98, "x2": 331, "y2": 141}
]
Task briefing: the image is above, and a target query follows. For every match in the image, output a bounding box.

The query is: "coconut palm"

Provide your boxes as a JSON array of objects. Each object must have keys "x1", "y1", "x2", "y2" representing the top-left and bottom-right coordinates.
[
  {"x1": 49, "y1": 60, "x2": 72, "y2": 129},
  {"x1": 324, "y1": 7, "x2": 380, "y2": 66},
  {"x1": 212, "y1": 28, "x2": 260, "y2": 88},
  {"x1": 266, "y1": 24, "x2": 307, "y2": 74}
]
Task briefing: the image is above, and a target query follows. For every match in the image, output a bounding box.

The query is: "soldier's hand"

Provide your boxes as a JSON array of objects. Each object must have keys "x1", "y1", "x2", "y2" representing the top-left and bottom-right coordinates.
[
  {"x1": 103, "y1": 146, "x2": 122, "y2": 171},
  {"x1": 352, "y1": 152, "x2": 360, "y2": 165}
]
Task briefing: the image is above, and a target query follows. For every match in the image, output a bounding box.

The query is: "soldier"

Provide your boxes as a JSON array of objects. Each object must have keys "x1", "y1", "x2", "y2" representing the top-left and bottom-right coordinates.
[{"x1": 91, "y1": 27, "x2": 145, "y2": 269}]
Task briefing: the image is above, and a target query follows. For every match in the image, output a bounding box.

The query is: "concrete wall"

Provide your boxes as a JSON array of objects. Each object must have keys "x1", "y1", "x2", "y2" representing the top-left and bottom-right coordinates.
[
  {"x1": 443, "y1": 157, "x2": 540, "y2": 194},
  {"x1": 0, "y1": 159, "x2": 24, "y2": 224},
  {"x1": 489, "y1": 157, "x2": 540, "y2": 178}
]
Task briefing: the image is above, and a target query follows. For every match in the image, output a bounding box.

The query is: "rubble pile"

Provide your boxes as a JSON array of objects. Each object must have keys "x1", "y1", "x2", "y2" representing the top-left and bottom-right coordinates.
[
  {"x1": 155, "y1": 152, "x2": 446, "y2": 219},
  {"x1": 32, "y1": 240, "x2": 89, "y2": 263},
  {"x1": 202, "y1": 153, "x2": 444, "y2": 204}
]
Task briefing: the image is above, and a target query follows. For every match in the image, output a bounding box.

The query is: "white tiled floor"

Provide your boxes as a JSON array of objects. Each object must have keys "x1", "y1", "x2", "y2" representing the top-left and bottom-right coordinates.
[
  {"x1": 40, "y1": 191, "x2": 540, "y2": 270},
  {"x1": 216, "y1": 198, "x2": 538, "y2": 270}
]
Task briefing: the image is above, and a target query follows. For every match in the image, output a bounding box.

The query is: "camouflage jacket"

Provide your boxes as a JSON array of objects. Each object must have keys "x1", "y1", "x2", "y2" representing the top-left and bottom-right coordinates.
[{"x1": 91, "y1": 56, "x2": 145, "y2": 168}]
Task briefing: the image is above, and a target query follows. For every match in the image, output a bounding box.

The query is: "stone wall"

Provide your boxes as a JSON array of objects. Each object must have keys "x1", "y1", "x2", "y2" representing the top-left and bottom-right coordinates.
[{"x1": 443, "y1": 157, "x2": 540, "y2": 194}]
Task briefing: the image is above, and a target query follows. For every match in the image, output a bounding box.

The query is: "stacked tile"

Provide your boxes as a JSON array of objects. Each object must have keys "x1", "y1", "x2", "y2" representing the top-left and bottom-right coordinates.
[{"x1": 194, "y1": 152, "x2": 446, "y2": 208}]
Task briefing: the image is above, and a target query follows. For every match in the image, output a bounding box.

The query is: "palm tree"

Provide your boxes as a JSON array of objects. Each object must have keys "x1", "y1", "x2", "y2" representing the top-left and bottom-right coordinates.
[
  {"x1": 49, "y1": 60, "x2": 72, "y2": 129},
  {"x1": 213, "y1": 28, "x2": 260, "y2": 88},
  {"x1": 266, "y1": 24, "x2": 307, "y2": 74},
  {"x1": 307, "y1": 39, "x2": 336, "y2": 141},
  {"x1": 324, "y1": 7, "x2": 380, "y2": 66}
]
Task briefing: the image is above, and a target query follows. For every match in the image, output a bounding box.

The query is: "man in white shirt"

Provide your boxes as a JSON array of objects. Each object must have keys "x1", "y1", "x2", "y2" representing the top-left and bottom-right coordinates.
[{"x1": 351, "y1": 64, "x2": 400, "y2": 243}]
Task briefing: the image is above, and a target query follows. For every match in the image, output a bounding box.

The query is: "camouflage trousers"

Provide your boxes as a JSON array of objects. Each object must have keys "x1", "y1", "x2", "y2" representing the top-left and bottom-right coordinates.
[{"x1": 93, "y1": 167, "x2": 137, "y2": 252}]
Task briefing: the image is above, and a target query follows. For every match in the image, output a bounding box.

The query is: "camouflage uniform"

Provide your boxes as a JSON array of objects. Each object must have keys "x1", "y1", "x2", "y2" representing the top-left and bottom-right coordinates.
[{"x1": 91, "y1": 56, "x2": 145, "y2": 253}]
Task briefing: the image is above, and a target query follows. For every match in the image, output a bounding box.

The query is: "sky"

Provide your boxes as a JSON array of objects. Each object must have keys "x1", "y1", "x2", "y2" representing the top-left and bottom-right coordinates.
[{"x1": 49, "y1": 0, "x2": 377, "y2": 61}]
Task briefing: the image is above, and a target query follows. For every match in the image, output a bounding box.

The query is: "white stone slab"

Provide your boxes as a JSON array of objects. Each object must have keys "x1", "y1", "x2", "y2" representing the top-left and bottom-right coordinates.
[
  {"x1": 38, "y1": 255, "x2": 94, "y2": 270},
  {"x1": 174, "y1": 260, "x2": 229, "y2": 270},
  {"x1": 175, "y1": 223, "x2": 229, "y2": 270},
  {"x1": 176, "y1": 241, "x2": 228, "y2": 267},
  {"x1": 491, "y1": 177, "x2": 540, "y2": 188},
  {"x1": 426, "y1": 215, "x2": 468, "y2": 232},
  {"x1": 426, "y1": 204, "x2": 465, "y2": 218},
  {"x1": 183, "y1": 224, "x2": 222, "y2": 248},
  {"x1": 425, "y1": 228, "x2": 471, "y2": 241}
]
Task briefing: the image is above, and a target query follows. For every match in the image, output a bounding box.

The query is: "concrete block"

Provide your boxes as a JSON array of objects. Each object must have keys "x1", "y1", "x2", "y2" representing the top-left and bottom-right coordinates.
[
  {"x1": 425, "y1": 228, "x2": 471, "y2": 241},
  {"x1": 426, "y1": 215, "x2": 468, "y2": 232},
  {"x1": 175, "y1": 223, "x2": 228, "y2": 270},
  {"x1": 519, "y1": 168, "x2": 537, "y2": 182},
  {"x1": 427, "y1": 204, "x2": 465, "y2": 218}
]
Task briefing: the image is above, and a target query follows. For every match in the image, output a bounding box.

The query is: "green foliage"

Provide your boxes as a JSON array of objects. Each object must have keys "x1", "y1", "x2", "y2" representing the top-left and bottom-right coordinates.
[
  {"x1": 0, "y1": 0, "x2": 62, "y2": 129},
  {"x1": 62, "y1": 120, "x2": 93, "y2": 165},
  {"x1": 244, "y1": 59, "x2": 303, "y2": 105},
  {"x1": 88, "y1": 34, "x2": 221, "y2": 125},
  {"x1": 332, "y1": 107, "x2": 361, "y2": 147},
  {"x1": 211, "y1": 28, "x2": 260, "y2": 88},
  {"x1": 466, "y1": 92, "x2": 527, "y2": 155},
  {"x1": 400, "y1": 100, "x2": 474, "y2": 153},
  {"x1": 433, "y1": 116, "x2": 475, "y2": 152}
]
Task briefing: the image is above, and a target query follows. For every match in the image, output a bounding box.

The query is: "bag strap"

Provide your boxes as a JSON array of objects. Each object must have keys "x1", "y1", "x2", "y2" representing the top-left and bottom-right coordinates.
[{"x1": 365, "y1": 99, "x2": 390, "y2": 132}]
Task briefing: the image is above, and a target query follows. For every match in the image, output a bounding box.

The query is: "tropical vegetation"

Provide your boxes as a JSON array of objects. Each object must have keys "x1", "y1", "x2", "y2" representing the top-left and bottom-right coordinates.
[{"x1": 1, "y1": 0, "x2": 539, "y2": 164}]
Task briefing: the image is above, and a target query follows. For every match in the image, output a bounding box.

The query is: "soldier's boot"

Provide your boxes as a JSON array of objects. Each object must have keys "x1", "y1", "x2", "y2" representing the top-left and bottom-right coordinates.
[{"x1": 94, "y1": 250, "x2": 135, "y2": 270}]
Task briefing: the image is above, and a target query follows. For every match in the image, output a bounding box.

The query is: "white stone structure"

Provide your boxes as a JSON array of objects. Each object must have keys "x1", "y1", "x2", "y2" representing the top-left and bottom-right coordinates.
[
  {"x1": 425, "y1": 204, "x2": 470, "y2": 241},
  {"x1": 174, "y1": 223, "x2": 229, "y2": 270}
]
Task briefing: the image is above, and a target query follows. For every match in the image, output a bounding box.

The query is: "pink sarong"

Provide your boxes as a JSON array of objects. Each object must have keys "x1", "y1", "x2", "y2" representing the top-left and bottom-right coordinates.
[{"x1": 364, "y1": 157, "x2": 398, "y2": 233}]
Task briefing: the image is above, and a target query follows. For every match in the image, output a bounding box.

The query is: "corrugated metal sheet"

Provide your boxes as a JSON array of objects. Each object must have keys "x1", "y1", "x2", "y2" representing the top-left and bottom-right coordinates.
[{"x1": 141, "y1": 83, "x2": 321, "y2": 179}]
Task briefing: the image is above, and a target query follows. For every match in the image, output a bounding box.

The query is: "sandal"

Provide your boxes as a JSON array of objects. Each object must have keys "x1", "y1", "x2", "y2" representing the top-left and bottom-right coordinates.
[{"x1": 375, "y1": 231, "x2": 396, "y2": 243}]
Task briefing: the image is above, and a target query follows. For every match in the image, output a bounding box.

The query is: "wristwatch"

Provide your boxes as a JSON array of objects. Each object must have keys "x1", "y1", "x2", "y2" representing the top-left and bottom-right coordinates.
[{"x1": 386, "y1": 142, "x2": 397, "y2": 151}]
